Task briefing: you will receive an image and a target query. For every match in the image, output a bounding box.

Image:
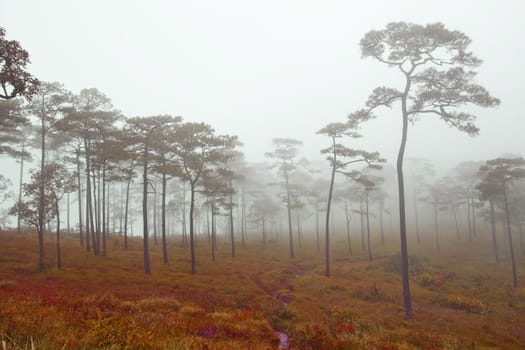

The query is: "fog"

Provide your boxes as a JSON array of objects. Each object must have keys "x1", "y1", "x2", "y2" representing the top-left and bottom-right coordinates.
[{"x1": 1, "y1": 1, "x2": 524, "y2": 232}]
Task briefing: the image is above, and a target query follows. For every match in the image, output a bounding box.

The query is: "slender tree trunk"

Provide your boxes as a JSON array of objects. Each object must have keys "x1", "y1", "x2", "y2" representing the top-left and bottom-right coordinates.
[
  {"x1": 107, "y1": 181, "x2": 111, "y2": 236},
  {"x1": 472, "y1": 197, "x2": 477, "y2": 238},
  {"x1": 90, "y1": 167, "x2": 99, "y2": 255},
  {"x1": 434, "y1": 201, "x2": 440, "y2": 254},
  {"x1": 366, "y1": 191, "x2": 372, "y2": 262},
  {"x1": 360, "y1": 198, "x2": 365, "y2": 251},
  {"x1": 85, "y1": 185, "x2": 91, "y2": 252},
  {"x1": 451, "y1": 202, "x2": 460, "y2": 240},
  {"x1": 55, "y1": 198, "x2": 61, "y2": 269},
  {"x1": 143, "y1": 146, "x2": 151, "y2": 275},
  {"x1": 95, "y1": 168, "x2": 101, "y2": 254},
  {"x1": 489, "y1": 199, "x2": 499, "y2": 265},
  {"x1": 76, "y1": 149, "x2": 84, "y2": 247},
  {"x1": 467, "y1": 199, "x2": 472, "y2": 242},
  {"x1": 87, "y1": 164, "x2": 97, "y2": 255},
  {"x1": 284, "y1": 168, "x2": 294, "y2": 259},
  {"x1": 102, "y1": 163, "x2": 106, "y2": 257},
  {"x1": 262, "y1": 216, "x2": 266, "y2": 247},
  {"x1": 316, "y1": 202, "x2": 320, "y2": 252},
  {"x1": 124, "y1": 174, "x2": 131, "y2": 249},
  {"x1": 211, "y1": 199, "x2": 216, "y2": 261},
  {"x1": 397, "y1": 73, "x2": 413, "y2": 319},
  {"x1": 38, "y1": 101, "x2": 46, "y2": 269},
  {"x1": 502, "y1": 182, "x2": 518, "y2": 287},
  {"x1": 67, "y1": 192, "x2": 70, "y2": 235},
  {"x1": 153, "y1": 184, "x2": 158, "y2": 245},
  {"x1": 380, "y1": 201, "x2": 385, "y2": 245},
  {"x1": 17, "y1": 140, "x2": 25, "y2": 234},
  {"x1": 345, "y1": 201, "x2": 352, "y2": 255},
  {"x1": 206, "y1": 205, "x2": 211, "y2": 245},
  {"x1": 241, "y1": 193, "x2": 245, "y2": 247},
  {"x1": 190, "y1": 181, "x2": 197, "y2": 274},
  {"x1": 119, "y1": 181, "x2": 123, "y2": 234},
  {"x1": 324, "y1": 139, "x2": 336, "y2": 277},
  {"x1": 229, "y1": 183, "x2": 235, "y2": 258},
  {"x1": 162, "y1": 172, "x2": 168, "y2": 264},
  {"x1": 296, "y1": 210, "x2": 302, "y2": 248},
  {"x1": 182, "y1": 182, "x2": 188, "y2": 248}
]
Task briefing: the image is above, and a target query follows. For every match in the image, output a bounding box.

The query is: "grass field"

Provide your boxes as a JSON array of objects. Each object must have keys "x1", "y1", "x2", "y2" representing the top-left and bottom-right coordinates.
[{"x1": 0, "y1": 228, "x2": 524, "y2": 349}]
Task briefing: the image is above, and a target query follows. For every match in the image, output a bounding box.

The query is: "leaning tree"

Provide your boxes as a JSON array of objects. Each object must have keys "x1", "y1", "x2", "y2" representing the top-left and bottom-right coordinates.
[
  {"x1": 354, "y1": 22, "x2": 500, "y2": 318},
  {"x1": 317, "y1": 119, "x2": 384, "y2": 277}
]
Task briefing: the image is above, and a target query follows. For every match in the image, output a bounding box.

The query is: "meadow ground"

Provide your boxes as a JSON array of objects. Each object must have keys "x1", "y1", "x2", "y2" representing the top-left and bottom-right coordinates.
[{"x1": 0, "y1": 228, "x2": 524, "y2": 349}]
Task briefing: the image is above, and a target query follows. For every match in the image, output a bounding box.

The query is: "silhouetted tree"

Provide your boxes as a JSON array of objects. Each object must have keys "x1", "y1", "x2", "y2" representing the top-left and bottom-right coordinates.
[
  {"x1": 57, "y1": 88, "x2": 116, "y2": 256},
  {"x1": 174, "y1": 122, "x2": 228, "y2": 274},
  {"x1": 478, "y1": 157, "x2": 525, "y2": 287},
  {"x1": 265, "y1": 138, "x2": 302, "y2": 259},
  {"x1": 317, "y1": 120, "x2": 384, "y2": 276},
  {"x1": 356, "y1": 22, "x2": 500, "y2": 318},
  {"x1": 27, "y1": 82, "x2": 70, "y2": 259},
  {"x1": 0, "y1": 27, "x2": 39, "y2": 100},
  {"x1": 126, "y1": 115, "x2": 181, "y2": 274},
  {"x1": 9, "y1": 163, "x2": 73, "y2": 269}
]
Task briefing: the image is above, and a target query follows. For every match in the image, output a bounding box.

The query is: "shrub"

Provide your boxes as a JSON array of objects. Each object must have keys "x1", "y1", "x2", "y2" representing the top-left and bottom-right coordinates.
[{"x1": 442, "y1": 294, "x2": 485, "y2": 313}]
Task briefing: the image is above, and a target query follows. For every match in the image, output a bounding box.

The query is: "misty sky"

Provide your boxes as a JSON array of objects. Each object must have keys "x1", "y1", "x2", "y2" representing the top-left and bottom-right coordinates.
[{"x1": 1, "y1": 0, "x2": 524, "y2": 174}]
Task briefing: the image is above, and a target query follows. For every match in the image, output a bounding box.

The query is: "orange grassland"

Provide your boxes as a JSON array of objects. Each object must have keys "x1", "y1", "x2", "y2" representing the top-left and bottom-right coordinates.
[{"x1": 0, "y1": 228, "x2": 524, "y2": 349}]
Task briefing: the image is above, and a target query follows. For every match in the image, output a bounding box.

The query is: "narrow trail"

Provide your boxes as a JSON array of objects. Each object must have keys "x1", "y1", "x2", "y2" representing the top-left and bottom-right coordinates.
[{"x1": 248, "y1": 263, "x2": 316, "y2": 349}]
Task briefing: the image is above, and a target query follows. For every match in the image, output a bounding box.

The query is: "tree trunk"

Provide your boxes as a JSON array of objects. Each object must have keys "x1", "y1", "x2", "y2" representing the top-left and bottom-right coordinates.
[
  {"x1": 397, "y1": 73, "x2": 413, "y2": 319},
  {"x1": 102, "y1": 163, "x2": 107, "y2": 257},
  {"x1": 262, "y1": 216, "x2": 266, "y2": 247},
  {"x1": 366, "y1": 191, "x2": 372, "y2": 262},
  {"x1": 434, "y1": 201, "x2": 440, "y2": 254},
  {"x1": 467, "y1": 199, "x2": 472, "y2": 242},
  {"x1": 55, "y1": 197, "x2": 61, "y2": 269},
  {"x1": 95, "y1": 168, "x2": 101, "y2": 254},
  {"x1": 76, "y1": 149, "x2": 84, "y2": 247},
  {"x1": 153, "y1": 184, "x2": 158, "y2": 245},
  {"x1": 324, "y1": 138, "x2": 336, "y2": 277},
  {"x1": 360, "y1": 198, "x2": 365, "y2": 251},
  {"x1": 472, "y1": 197, "x2": 477, "y2": 238},
  {"x1": 189, "y1": 181, "x2": 196, "y2": 274},
  {"x1": 162, "y1": 172, "x2": 168, "y2": 264},
  {"x1": 67, "y1": 192, "x2": 70, "y2": 235},
  {"x1": 85, "y1": 141, "x2": 98, "y2": 256},
  {"x1": 17, "y1": 140, "x2": 25, "y2": 234},
  {"x1": 451, "y1": 202, "x2": 460, "y2": 240},
  {"x1": 345, "y1": 201, "x2": 352, "y2": 255},
  {"x1": 380, "y1": 201, "x2": 385, "y2": 245},
  {"x1": 38, "y1": 99, "x2": 46, "y2": 269},
  {"x1": 284, "y1": 167, "x2": 294, "y2": 259},
  {"x1": 211, "y1": 199, "x2": 216, "y2": 261},
  {"x1": 124, "y1": 174, "x2": 131, "y2": 249},
  {"x1": 143, "y1": 146, "x2": 151, "y2": 275},
  {"x1": 502, "y1": 182, "x2": 517, "y2": 287},
  {"x1": 296, "y1": 210, "x2": 302, "y2": 248},
  {"x1": 91, "y1": 168, "x2": 99, "y2": 255},
  {"x1": 316, "y1": 202, "x2": 320, "y2": 252},
  {"x1": 229, "y1": 182, "x2": 235, "y2": 258},
  {"x1": 182, "y1": 182, "x2": 188, "y2": 248},
  {"x1": 489, "y1": 199, "x2": 499, "y2": 265}
]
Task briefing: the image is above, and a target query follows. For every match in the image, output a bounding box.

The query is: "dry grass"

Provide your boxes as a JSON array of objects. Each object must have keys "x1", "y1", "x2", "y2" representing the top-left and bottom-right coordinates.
[{"x1": 0, "y1": 227, "x2": 524, "y2": 349}]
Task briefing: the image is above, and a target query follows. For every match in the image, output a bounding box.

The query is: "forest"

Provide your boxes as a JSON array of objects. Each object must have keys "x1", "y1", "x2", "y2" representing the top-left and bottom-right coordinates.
[{"x1": 1, "y1": 16, "x2": 525, "y2": 350}]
